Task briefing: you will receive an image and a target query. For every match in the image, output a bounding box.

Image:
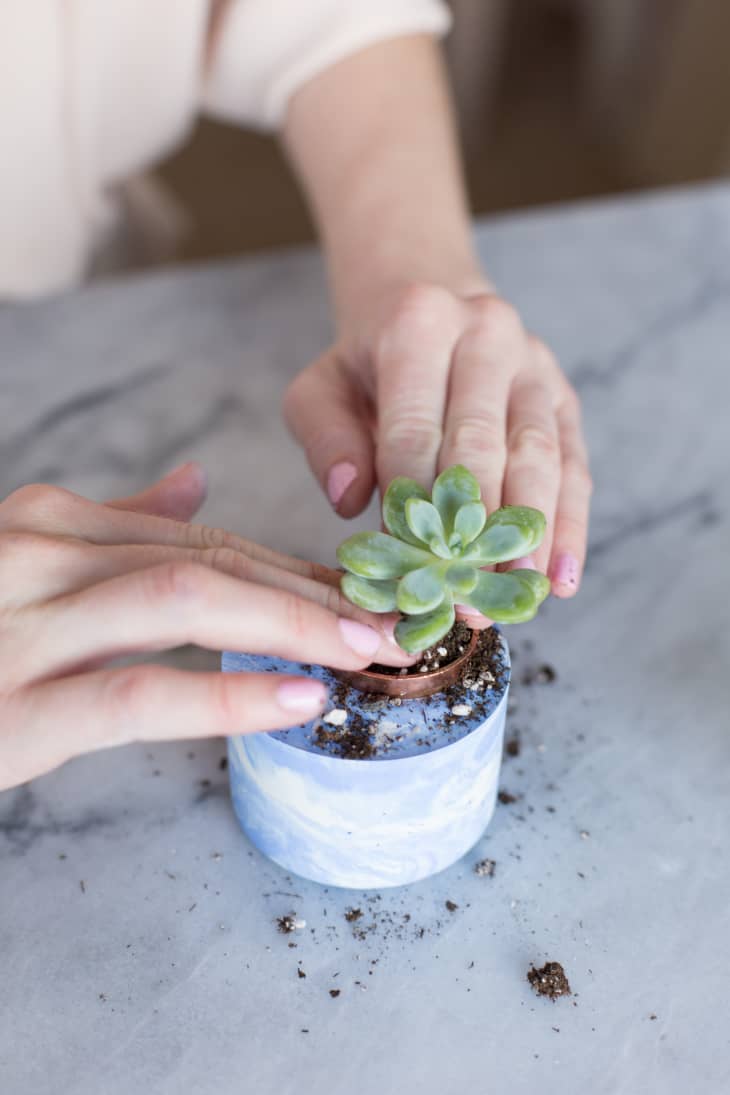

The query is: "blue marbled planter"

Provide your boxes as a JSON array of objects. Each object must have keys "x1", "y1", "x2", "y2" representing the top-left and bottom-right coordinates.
[{"x1": 223, "y1": 633, "x2": 510, "y2": 889}]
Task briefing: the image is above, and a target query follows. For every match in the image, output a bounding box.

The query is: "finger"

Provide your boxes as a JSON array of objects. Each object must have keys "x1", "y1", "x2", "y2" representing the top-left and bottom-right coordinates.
[
  {"x1": 438, "y1": 297, "x2": 526, "y2": 515},
  {"x1": 107, "y1": 462, "x2": 208, "y2": 521},
  {"x1": 0, "y1": 667, "x2": 330, "y2": 790},
  {"x1": 1, "y1": 483, "x2": 348, "y2": 586},
  {"x1": 375, "y1": 286, "x2": 462, "y2": 492},
  {"x1": 548, "y1": 392, "x2": 592, "y2": 597},
  {"x1": 15, "y1": 561, "x2": 408, "y2": 684},
  {"x1": 283, "y1": 351, "x2": 376, "y2": 518},
  {"x1": 17, "y1": 540, "x2": 411, "y2": 665},
  {"x1": 501, "y1": 368, "x2": 561, "y2": 574},
  {"x1": 455, "y1": 604, "x2": 492, "y2": 629}
]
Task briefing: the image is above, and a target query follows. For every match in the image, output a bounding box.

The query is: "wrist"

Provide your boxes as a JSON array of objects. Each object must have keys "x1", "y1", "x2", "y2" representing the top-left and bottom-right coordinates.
[{"x1": 331, "y1": 251, "x2": 493, "y2": 344}]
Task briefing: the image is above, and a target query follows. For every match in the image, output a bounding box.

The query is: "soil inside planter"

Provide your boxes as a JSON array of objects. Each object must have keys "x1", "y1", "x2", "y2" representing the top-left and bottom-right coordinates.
[{"x1": 314, "y1": 625, "x2": 507, "y2": 760}]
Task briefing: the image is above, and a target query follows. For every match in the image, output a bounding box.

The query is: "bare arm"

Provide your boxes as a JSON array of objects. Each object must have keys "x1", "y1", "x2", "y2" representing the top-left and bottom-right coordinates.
[{"x1": 282, "y1": 34, "x2": 591, "y2": 601}]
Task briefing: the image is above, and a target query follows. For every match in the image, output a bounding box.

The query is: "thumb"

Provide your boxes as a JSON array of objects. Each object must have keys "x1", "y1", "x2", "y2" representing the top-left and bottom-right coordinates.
[
  {"x1": 283, "y1": 350, "x2": 375, "y2": 518},
  {"x1": 106, "y1": 462, "x2": 208, "y2": 520}
]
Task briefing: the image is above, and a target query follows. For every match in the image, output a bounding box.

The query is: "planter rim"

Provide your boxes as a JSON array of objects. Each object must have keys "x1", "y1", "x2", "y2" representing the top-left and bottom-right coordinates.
[{"x1": 333, "y1": 628, "x2": 480, "y2": 699}]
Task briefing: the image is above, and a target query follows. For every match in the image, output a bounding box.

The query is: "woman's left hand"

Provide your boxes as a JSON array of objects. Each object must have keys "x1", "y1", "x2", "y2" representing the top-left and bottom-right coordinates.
[{"x1": 284, "y1": 282, "x2": 592, "y2": 600}]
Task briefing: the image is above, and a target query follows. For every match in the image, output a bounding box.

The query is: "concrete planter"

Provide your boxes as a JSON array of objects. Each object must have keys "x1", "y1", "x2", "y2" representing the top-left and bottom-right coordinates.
[{"x1": 223, "y1": 633, "x2": 510, "y2": 889}]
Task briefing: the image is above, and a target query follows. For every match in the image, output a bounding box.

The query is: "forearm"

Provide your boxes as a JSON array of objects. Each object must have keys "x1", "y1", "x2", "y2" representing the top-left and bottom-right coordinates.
[{"x1": 283, "y1": 34, "x2": 490, "y2": 337}]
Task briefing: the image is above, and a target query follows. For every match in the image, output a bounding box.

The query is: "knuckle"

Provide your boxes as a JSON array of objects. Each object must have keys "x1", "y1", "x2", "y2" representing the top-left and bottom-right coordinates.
[
  {"x1": 101, "y1": 665, "x2": 159, "y2": 722},
  {"x1": 281, "y1": 591, "x2": 313, "y2": 644},
  {"x1": 392, "y1": 283, "x2": 452, "y2": 323},
  {"x1": 0, "y1": 484, "x2": 76, "y2": 529},
  {"x1": 188, "y1": 523, "x2": 227, "y2": 551},
  {"x1": 377, "y1": 284, "x2": 455, "y2": 352},
  {"x1": 204, "y1": 545, "x2": 252, "y2": 581},
  {"x1": 379, "y1": 415, "x2": 441, "y2": 459},
  {"x1": 144, "y1": 560, "x2": 208, "y2": 607},
  {"x1": 468, "y1": 295, "x2": 522, "y2": 340},
  {"x1": 0, "y1": 530, "x2": 54, "y2": 564},
  {"x1": 204, "y1": 673, "x2": 239, "y2": 732},
  {"x1": 509, "y1": 422, "x2": 561, "y2": 464},
  {"x1": 527, "y1": 334, "x2": 559, "y2": 371},
  {"x1": 446, "y1": 415, "x2": 504, "y2": 460}
]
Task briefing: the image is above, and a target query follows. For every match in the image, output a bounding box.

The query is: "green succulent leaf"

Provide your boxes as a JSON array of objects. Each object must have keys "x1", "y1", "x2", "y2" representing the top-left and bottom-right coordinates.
[
  {"x1": 394, "y1": 598, "x2": 456, "y2": 654},
  {"x1": 405, "y1": 499, "x2": 451, "y2": 557},
  {"x1": 451, "y1": 501, "x2": 487, "y2": 551},
  {"x1": 396, "y1": 562, "x2": 448, "y2": 615},
  {"x1": 340, "y1": 574, "x2": 399, "y2": 613},
  {"x1": 462, "y1": 506, "x2": 546, "y2": 565},
  {"x1": 432, "y1": 465, "x2": 481, "y2": 536},
  {"x1": 336, "y1": 532, "x2": 431, "y2": 579},
  {"x1": 445, "y1": 563, "x2": 479, "y2": 598},
  {"x1": 382, "y1": 476, "x2": 430, "y2": 546},
  {"x1": 461, "y1": 568, "x2": 550, "y2": 623}
]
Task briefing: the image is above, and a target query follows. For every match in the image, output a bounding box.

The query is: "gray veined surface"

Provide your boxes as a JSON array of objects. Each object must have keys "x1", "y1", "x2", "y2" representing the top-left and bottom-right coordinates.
[{"x1": 1, "y1": 183, "x2": 729, "y2": 1095}]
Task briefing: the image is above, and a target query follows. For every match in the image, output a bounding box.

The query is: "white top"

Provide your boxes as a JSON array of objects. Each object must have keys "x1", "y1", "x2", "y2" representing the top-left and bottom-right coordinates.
[{"x1": 0, "y1": 0, "x2": 449, "y2": 298}]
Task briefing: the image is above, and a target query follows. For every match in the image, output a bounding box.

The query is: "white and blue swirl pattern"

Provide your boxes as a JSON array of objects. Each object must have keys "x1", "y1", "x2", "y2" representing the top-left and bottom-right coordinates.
[{"x1": 224, "y1": 638, "x2": 510, "y2": 888}]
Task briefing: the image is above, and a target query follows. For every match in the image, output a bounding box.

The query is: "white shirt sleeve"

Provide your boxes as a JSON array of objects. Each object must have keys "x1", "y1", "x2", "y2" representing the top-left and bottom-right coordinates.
[{"x1": 203, "y1": 0, "x2": 451, "y2": 130}]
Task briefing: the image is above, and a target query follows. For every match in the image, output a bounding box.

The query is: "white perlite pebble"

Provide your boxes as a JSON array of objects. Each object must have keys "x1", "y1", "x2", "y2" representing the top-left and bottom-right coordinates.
[
  {"x1": 437, "y1": 646, "x2": 448, "y2": 657},
  {"x1": 451, "y1": 704, "x2": 472, "y2": 717},
  {"x1": 322, "y1": 709, "x2": 347, "y2": 726},
  {"x1": 378, "y1": 720, "x2": 398, "y2": 734}
]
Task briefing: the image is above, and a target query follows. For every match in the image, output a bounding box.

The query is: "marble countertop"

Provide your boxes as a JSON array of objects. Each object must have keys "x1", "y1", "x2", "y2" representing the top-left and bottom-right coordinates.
[{"x1": 1, "y1": 184, "x2": 728, "y2": 1095}]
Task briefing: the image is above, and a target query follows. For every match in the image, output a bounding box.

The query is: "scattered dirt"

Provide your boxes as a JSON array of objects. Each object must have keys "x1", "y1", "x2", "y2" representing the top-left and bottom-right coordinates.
[
  {"x1": 445, "y1": 900, "x2": 459, "y2": 912},
  {"x1": 329, "y1": 989, "x2": 341, "y2": 999},
  {"x1": 276, "y1": 914, "x2": 305, "y2": 934},
  {"x1": 344, "y1": 907, "x2": 363, "y2": 923},
  {"x1": 498, "y1": 790, "x2": 520, "y2": 805},
  {"x1": 297, "y1": 967, "x2": 306, "y2": 979},
  {"x1": 523, "y1": 664, "x2": 557, "y2": 686},
  {"x1": 505, "y1": 734, "x2": 521, "y2": 757},
  {"x1": 527, "y1": 962, "x2": 572, "y2": 1000},
  {"x1": 474, "y1": 858, "x2": 496, "y2": 877}
]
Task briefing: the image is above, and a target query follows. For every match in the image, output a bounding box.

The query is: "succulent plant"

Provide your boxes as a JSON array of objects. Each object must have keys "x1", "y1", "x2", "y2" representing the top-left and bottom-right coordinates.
[{"x1": 337, "y1": 465, "x2": 550, "y2": 653}]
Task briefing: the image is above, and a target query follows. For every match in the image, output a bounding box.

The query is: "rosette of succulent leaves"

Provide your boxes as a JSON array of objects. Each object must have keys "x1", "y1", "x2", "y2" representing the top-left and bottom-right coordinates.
[{"x1": 337, "y1": 465, "x2": 550, "y2": 654}]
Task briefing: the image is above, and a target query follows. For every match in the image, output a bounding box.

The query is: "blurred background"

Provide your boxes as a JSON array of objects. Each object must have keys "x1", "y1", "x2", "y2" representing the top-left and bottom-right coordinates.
[{"x1": 136, "y1": 0, "x2": 730, "y2": 267}]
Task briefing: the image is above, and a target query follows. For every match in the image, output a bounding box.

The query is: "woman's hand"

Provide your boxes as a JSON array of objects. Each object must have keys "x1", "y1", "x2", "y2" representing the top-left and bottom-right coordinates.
[
  {"x1": 282, "y1": 37, "x2": 591, "y2": 602},
  {"x1": 284, "y1": 283, "x2": 592, "y2": 598},
  {"x1": 0, "y1": 464, "x2": 412, "y2": 791}
]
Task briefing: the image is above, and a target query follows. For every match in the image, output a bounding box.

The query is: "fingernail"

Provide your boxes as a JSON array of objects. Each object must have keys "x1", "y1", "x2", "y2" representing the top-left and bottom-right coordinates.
[
  {"x1": 457, "y1": 604, "x2": 491, "y2": 626},
  {"x1": 168, "y1": 461, "x2": 208, "y2": 490},
  {"x1": 550, "y1": 552, "x2": 579, "y2": 591},
  {"x1": 327, "y1": 461, "x2": 358, "y2": 507},
  {"x1": 507, "y1": 555, "x2": 537, "y2": 571},
  {"x1": 338, "y1": 617, "x2": 381, "y2": 658},
  {"x1": 277, "y1": 679, "x2": 328, "y2": 712},
  {"x1": 380, "y1": 617, "x2": 417, "y2": 661},
  {"x1": 381, "y1": 617, "x2": 401, "y2": 646}
]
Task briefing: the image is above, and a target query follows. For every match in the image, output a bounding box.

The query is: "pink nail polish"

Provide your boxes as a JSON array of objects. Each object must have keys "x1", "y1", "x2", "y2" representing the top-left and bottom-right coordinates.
[
  {"x1": 550, "y1": 552, "x2": 579, "y2": 590},
  {"x1": 277, "y1": 679, "x2": 327, "y2": 712},
  {"x1": 338, "y1": 617, "x2": 381, "y2": 658},
  {"x1": 508, "y1": 555, "x2": 537, "y2": 571},
  {"x1": 327, "y1": 461, "x2": 358, "y2": 507},
  {"x1": 456, "y1": 604, "x2": 491, "y2": 626}
]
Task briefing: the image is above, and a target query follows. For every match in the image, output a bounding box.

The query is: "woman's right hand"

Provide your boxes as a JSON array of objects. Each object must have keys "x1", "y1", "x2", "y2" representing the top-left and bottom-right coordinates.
[{"x1": 0, "y1": 463, "x2": 413, "y2": 791}]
